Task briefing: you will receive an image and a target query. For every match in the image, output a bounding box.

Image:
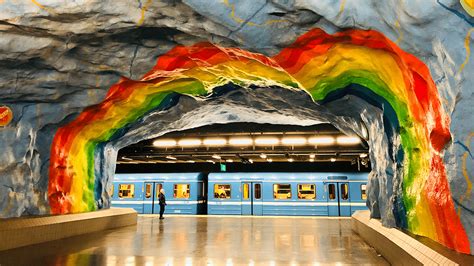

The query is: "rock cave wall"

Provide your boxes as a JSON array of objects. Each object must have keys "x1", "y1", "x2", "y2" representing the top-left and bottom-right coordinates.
[{"x1": 0, "y1": 0, "x2": 472, "y2": 254}]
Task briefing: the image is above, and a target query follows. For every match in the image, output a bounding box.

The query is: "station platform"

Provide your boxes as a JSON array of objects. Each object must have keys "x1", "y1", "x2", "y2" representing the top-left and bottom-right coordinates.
[{"x1": 0, "y1": 215, "x2": 387, "y2": 265}]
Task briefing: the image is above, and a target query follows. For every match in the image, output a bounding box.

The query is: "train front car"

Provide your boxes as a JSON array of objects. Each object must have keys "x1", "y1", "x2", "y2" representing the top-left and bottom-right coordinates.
[
  {"x1": 208, "y1": 172, "x2": 368, "y2": 216},
  {"x1": 112, "y1": 173, "x2": 207, "y2": 214}
]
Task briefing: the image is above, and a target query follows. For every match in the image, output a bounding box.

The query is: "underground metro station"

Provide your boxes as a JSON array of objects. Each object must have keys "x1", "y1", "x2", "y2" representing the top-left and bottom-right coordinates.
[{"x1": 0, "y1": 1, "x2": 473, "y2": 265}]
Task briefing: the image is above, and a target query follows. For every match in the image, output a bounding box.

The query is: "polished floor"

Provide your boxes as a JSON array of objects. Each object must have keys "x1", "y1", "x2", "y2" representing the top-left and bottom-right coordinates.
[{"x1": 0, "y1": 215, "x2": 388, "y2": 265}]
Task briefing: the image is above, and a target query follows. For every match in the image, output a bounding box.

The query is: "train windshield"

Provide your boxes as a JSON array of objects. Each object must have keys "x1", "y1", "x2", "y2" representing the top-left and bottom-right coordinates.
[
  {"x1": 214, "y1": 184, "x2": 231, "y2": 199},
  {"x1": 273, "y1": 184, "x2": 292, "y2": 199}
]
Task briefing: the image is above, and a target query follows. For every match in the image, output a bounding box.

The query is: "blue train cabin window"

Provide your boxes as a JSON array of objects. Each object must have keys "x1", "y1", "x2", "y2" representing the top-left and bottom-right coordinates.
[
  {"x1": 340, "y1": 184, "x2": 349, "y2": 200},
  {"x1": 242, "y1": 184, "x2": 249, "y2": 199},
  {"x1": 273, "y1": 184, "x2": 291, "y2": 199},
  {"x1": 145, "y1": 184, "x2": 152, "y2": 198},
  {"x1": 214, "y1": 184, "x2": 231, "y2": 199},
  {"x1": 328, "y1": 184, "x2": 336, "y2": 199},
  {"x1": 298, "y1": 184, "x2": 316, "y2": 199},
  {"x1": 174, "y1": 184, "x2": 190, "y2": 199},
  {"x1": 118, "y1": 184, "x2": 134, "y2": 198},
  {"x1": 361, "y1": 184, "x2": 367, "y2": 200},
  {"x1": 254, "y1": 184, "x2": 261, "y2": 199}
]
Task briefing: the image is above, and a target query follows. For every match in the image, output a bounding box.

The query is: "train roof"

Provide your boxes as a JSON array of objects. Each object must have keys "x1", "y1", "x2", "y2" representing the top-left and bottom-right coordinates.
[
  {"x1": 208, "y1": 172, "x2": 368, "y2": 181},
  {"x1": 114, "y1": 172, "x2": 205, "y2": 181}
]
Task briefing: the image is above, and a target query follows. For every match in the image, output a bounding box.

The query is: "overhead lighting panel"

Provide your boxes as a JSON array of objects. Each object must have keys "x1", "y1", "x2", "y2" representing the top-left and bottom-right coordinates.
[
  {"x1": 203, "y1": 138, "x2": 227, "y2": 146},
  {"x1": 226, "y1": 159, "x2": 234, "y2": 163},
  {"x1": 254, "y1": 137, "x2": 279, "y2": 145},
  {"x1": 330, "y1": 158, "x2": 336, "y2": 162},
  {"x1": 178, "y1": 138, "x2": 202, "y2": 147},
  {"x1": 308, "y1": 136, "x2": 335, "y2": 145},
  {"x1": 281, "y1": 137, "x2": 307, "y2": 145},
  {"x1": 267, "y1": 158, "x2": 273, "y2": 163},
  {"x1": 259, "y1": 153, "x2": 267, "y2": 159},
  {"x1": 153, "y1": 139, "x2": 177, "y2": 147},
  {"x1": 287, "y1": 158, "x2": 294, "y2": 162},
  {"x1": 229, "y1": 137, "x2": 253, "y2": 146},
  {"x1": 336, "y1": 136, "x2": 360, "y2": 145},
  {"x1": 165, "y1": 155, "x2": 177, "y2": 160},
  {"x1": 212, "y1": 154, "x2": 221, "y2": 160}
]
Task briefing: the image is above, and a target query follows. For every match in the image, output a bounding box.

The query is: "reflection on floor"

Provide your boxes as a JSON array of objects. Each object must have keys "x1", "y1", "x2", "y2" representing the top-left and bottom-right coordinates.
[{"x1": 0, "y1": 215, "x2": 388, "y2": 265}]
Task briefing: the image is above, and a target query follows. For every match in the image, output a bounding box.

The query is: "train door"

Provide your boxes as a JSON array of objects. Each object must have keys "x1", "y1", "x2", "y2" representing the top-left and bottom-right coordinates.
[
  {"x1": 326, "y1": 182, "x2": 351, "y2": 216},
  {"x1": 252, "y1": 182, "x2": 263, "y2": 216},
  {"x1": 338, "y1": 182, "x2": 351, "y2": 216},
  {"x1": 242, "y1": 183, "x2": 251, "y2": 215},
  {"x1": 241, "y1": 182, "x2": 263, "y2": 215},
  {"x1": 144, "y1": 182, "x2": 155, "y2": 214}
]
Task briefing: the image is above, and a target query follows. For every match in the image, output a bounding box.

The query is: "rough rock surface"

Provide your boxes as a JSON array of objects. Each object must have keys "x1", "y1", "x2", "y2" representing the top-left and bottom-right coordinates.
[{"x1": 0, "y1": 0, "x2": 472, "y2": 253}]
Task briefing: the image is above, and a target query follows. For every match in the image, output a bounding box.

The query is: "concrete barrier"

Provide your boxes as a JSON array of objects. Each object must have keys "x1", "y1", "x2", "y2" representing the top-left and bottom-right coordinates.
[
  {"x1": 352, "y1": 210, "x2": 458, "y2": 265},
  {"x1": 0, "y1": 208, "x2": 137, "y2": 251}
]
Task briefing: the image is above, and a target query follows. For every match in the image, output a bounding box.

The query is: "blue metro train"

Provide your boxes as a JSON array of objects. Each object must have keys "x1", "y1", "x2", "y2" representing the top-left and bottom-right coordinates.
[{"x1": 112, "y1": 172, "x2": 368, "y2": 217}]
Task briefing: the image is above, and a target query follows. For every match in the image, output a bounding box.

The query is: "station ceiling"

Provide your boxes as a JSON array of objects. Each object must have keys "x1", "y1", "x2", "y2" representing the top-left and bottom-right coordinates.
[{"x1": 117, "y1": 123, "x2": 370, "y2": 169}]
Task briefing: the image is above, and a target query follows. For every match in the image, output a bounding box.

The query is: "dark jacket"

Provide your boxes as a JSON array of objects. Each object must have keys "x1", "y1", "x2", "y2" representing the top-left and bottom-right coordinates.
[{"x1": 158, "y1": 192, "x2": 166, "y2": 205}]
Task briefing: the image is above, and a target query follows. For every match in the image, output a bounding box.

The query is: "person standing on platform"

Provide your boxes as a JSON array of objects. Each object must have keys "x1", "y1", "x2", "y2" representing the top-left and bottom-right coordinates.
[{"x1": 159, "y1": 188, "x2": 167, "y2": 219}]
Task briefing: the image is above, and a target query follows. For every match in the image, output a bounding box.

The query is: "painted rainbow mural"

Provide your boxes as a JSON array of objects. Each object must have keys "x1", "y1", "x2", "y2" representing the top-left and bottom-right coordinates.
[{"x1": 48, "y1": 28, "x2": 470, "y2": 253}]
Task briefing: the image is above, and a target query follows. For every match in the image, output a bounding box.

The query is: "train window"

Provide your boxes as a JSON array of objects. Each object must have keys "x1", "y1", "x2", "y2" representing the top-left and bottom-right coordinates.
[
  {"x1": 254, "y1": 184, "x2": 261, "y2": 199},
  {"x1": 340, "y1": 183, "x2": 349, "y2": 200},
  {"x1": 361, "y1": 184, "x2": 367, "y2": 200},
  {"x1": 273, "y1": 184, "x2": 291, "y2": 199},
  {"x1": 328, "y1": 184, "x2": 336, "y2": 200},
  {"x1": 174, "y1": 184, "x2": 190, "y2": 199},
  {"x1": 214, "y1": 184, "x2": 231, "y2": 199},
  {"x1": 145, "y1": 184, "x2": 152, "y2": 198},
  {"x1": 118, "y1": 184, "x2": 135, "y2": 198},
  {"x1": 298, "y1": 184, "x2": 316, "y2": 200},
  {"x1": 155, "y1": 183, "x2": 163, "y2": 198},
  {"x1": 242, "y1": 183, "x2": 249, "y2": 199}
]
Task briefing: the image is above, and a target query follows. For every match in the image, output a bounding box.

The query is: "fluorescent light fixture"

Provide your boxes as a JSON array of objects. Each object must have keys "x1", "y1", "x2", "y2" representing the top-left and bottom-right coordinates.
[
  {"x1": 165, "y1": 155, "x2": 177, "y2": 160},
  {"x1": 336, "y1": 136, "x2": 360, "y2": 145},
  {"x1": 121, "y1": 156, "x2": 133, "y2": 161},
  {"x1": 203, "y1": 138, "x2": 227, "y2": 146},
  {"x1": 267, "y1": 158, "x2": 273, "y2": 163},
  {"x1": 309, "y1": 158, "x2": 315, "y2": 162},
  {"x1": 178, "y1": 138, "x2": 202, "y2": 146},
  {"x1": 153, "y1": 139, "x2": 177, "y2": 147},
  {"x1": 308, "y1": 136, "x2": 335, "y2": 145},
  {"x1": 206, "y1": 160, "x2": 215, "y2": 164},
  {"x1": 259, "y1": 153, "x2": 267, "y2": 159},
  {"x1": 186, "y1": 160, "x2": 195, "y2": 163},
  {"x1": 359, "y1": 153, "x2": 368, "y2": 158},
  {"x1": 249, "y1": 159, "x2": 254, "y2": 164},
  {"x1": 254, "y1": 137, "x2": 279, "y2": 145},
  {"x1": 226, "y1": 159, "x2": 234, "y2": 163},
  {"x1": 309, "y1": 154, "x2": 316, "y2": 159},
  {"x1": 288, "y1": 158, "x2": 294, "y2": 162},
  {"x1": 330, "y1": 158, "x2": 336, "y2": 162},
  {"x1": 281, "y1": 137, "x2": 307, "y2": 145},
  {"x1": 229, "y1": 137, "x2": 253, "y2": 146},
  {"x1": 212, "y1": 154, "x2": 221, "y2": 160}
]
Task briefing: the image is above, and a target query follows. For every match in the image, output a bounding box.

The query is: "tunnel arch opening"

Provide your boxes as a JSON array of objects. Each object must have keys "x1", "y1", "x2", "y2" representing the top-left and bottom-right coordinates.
[{"x1": 46, "y1": 28, "x2": 470, "y2": 253}]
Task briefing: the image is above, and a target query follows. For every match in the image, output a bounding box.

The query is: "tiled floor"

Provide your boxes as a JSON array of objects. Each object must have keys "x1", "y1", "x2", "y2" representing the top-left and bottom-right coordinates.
[{"x1": 0, "y1": 215, "x2": 388, "y2": 265}]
